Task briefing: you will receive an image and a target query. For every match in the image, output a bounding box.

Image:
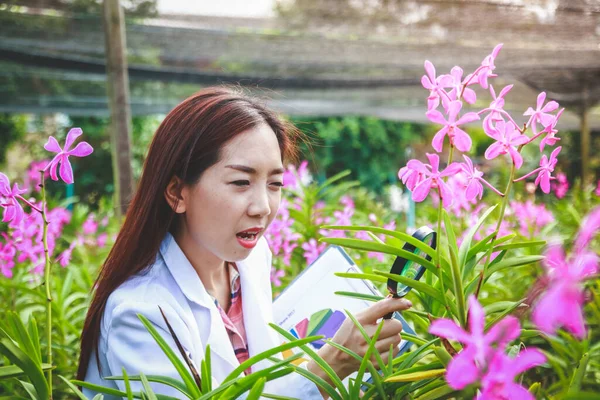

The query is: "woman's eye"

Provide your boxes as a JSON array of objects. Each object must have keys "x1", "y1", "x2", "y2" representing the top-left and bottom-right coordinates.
[
  {"x1": 231, "y1": 180, "x2": 250, "y2": 187},
  {"x1": 270, "y1": 182, "x2": 284, "y2": 188}
]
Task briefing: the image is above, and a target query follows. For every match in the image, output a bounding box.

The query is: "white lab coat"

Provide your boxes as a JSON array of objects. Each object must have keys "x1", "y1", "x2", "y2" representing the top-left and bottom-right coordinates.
[{"x1": 84, "y1": 233, "x2": 322, "y2": 399}]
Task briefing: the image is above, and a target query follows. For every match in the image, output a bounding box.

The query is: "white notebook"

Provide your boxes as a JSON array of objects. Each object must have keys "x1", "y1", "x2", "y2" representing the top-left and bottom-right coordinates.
[{"x1": 273, "y1": 245, "x2": 415, "y2": 365}]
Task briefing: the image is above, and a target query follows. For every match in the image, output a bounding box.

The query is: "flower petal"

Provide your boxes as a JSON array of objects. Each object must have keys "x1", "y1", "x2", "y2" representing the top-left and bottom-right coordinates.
[
  {"x1": 431, "y1": 126, "x2": 449, "y2": 153},
  {"x1": 468, "y1": 295, "x2": 485, "y2": 337},
  {"x1": 451, "y1": 127, "x2": 472, "y2": 152},
  {"x1": 429, "y1": 318, "x2": 470, "y2": 343},
  {"x1": 484, "y1": 142, "x2": 504, "y2": 160},
  {"x1": 412, "y1": 179, "x2": 432, "y2": 202},
  {"x1": 59, "y1": 155, "x2": 74, "y2": 184},
  {"x1": 426, "y1": 110, "x2": 448, "y2": 125},
  {"x1": 64, "y1": 127, "x2": 83, "y2": 152},
  {"x1": 69, "y1": 142, "x2": 94, "y2": 157},
  {"x1": 446, "y1": 347, "x2": 479, "y2": 390},
  {"x1": 511, "y1": 348, "x2": 546, "y2": 375},
  {"x1": 463, "y1": 88, "x2": 477, "y2": 104},
  {"x1": 44, "y1": 136, "x2": 62, "y2": 153},
  {"x1": 456, "y1": 112, "x2": 480, "y2": 126},
  {"x1": 424, "y1": 60, "x2": 436, "y2": 81}
]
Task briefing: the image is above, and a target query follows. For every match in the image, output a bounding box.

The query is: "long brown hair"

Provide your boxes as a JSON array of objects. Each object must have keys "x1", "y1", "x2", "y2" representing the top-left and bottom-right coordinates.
[{"x1": 77, "y1": 87, "x2": 303, "y2": 379}]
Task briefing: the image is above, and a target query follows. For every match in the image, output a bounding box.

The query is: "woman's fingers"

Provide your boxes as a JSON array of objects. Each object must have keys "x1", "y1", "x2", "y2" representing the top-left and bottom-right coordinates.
[
  {"x1": 362, "y1": 318, "x2": 404, "y2": 339},
  {"x1": 374, "y1": 334, "x2": 402, "y2": 354},
  {"x1": 358, "y1": 297, "x2": 412, "y2": 325}
]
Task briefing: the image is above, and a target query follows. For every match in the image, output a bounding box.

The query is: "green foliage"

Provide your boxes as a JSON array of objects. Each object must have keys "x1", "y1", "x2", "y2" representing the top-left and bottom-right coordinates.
[
  {"x1": 293, "y1": 116, "x2": 427, "y2": 192},
  {"x1": 0, "y1": 113, "x2": 27, "y2": 165}
]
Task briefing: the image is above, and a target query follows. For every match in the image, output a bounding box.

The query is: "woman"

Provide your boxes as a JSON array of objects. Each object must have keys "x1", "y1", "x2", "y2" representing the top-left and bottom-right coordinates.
[{"x1": 78, "y1": 87, "x2": 412, "y2": 399}]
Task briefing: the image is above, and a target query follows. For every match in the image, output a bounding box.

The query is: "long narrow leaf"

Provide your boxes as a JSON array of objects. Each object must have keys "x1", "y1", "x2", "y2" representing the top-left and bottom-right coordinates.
[
  {"x1": 137, "y1": 314, "x2": 201, "y2": 399},
  {"x1": 157, "y1": 307, "x2": 202, "y2": 391},
  {"x1": 269, "y1": 324, "x2": 346, "y2": 400},
  {"x1": 458, "y1": 205, "x2": 498, "y2": 275},
  {"x1": 320, "y1": 238, "x2": 436, "y2": 270},
  {"x1": 0, "y1": 337, "x2": 48, "y2": 400},
  {"x1": 58, "y1": 375, "x2": 88, "y2": 400},
  {"x1": 321, "y1": 225, "x2": 437, "y2": 259}
]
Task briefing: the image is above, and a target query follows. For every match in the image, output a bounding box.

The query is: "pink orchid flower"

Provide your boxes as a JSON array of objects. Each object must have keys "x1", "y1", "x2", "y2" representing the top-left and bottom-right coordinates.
[
  {"x1": 408, "y1": 153, "x2": 462, "y2": 208},
  {"x1": 478, "y1": 349, "x2": 546, "y2": 400},
  {"x1": 421, "y1": 60, "x2": 453, "y2": 111},
  {"x1": 270, "y1": 268, "x2": 285, "y2": 287},
  {"x1": 537, "y1": 108, "x2": 563, "y2": 151},
  {"x1": 551, "y1": 172, "x2": 569, "y2": 199},
  {"x1": 523, "y1": 92, "x2": 559, "y2": 135},
  {"x1": 514, "y1": 146, "x2": 561, "y2": 193},
  {"x1": 474, "y1": 43, "x2": 503, "y2": 89},
  {"x1": 429, "y1": 296, "x2": 521, "y2": 390},
  {"x1": 398, "y1": 164, "x2": 426, "y2": 191},
  {"x1": 532, "y1": 245, "x2": 598, "y2": 338},
  {"x1": 44, "y1": 128, "x2": 94, "y2": 184},
  {"x1": 482, "y1": 84, "x2": 513, "y2": 133},
  {"x1": 574, "y1": 205, "x2": 600, "y2": 252},
  {"x1": 0, "y1": 173, "x2": 37, "y2": 226},
  {"x1": 596, "y1": 180, "x2": 600, "y2": 197},
  {"x1": 301, "y1": 238, "x2": 326, "y2": 265},
  {"x1": 484, "y1": 121, "x2": 529, "y2": 169},
  {"x1": 460, "y1": 155, "x2": 503, "y2": 201},
  {"x1": 447, "y1": 66, "x2": 477, "y2": 105},
  {"x1": 427, "y1": 100, "x2": 480, "y2": 153}
]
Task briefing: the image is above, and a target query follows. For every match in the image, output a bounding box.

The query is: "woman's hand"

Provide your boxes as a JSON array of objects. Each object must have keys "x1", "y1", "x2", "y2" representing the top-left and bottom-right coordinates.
[{"x1": 306, "y1": 297, "x2": 412, "y2": 394}]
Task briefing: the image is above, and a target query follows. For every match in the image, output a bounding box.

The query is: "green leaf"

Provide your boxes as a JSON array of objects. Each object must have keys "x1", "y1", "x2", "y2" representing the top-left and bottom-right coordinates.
[
  {"x1": 484, "y1": 298, "x2": 527, "y2": 330},
  {"x1": 0, "y1": 337, "x2": 48, "y2": 400},
  {"x1": 222, "y1": 335, "x2": 323, "y2": 385},
  {"x1": 458, "y1": 205, "x2": 498, "y2": 277},
  {"x1": 137, "y1": 314, "x2": 202, "y2": 398},
  {"x1": 350, "y1": 320, "x2": 383, "y2": 398},
  {"x1": 105, "y1": 375, "x2": 191, "y2": 398},
  {"x1": 373, "y1": 271, "x2": 446, "y2": 305},
  {"x1": 269, "y1": 324, "x2": 346, "y2": 400},
  {"x1": 493, "y1": 240, "x2": 546, "y2": 251},
  {"x1": 317, "y1": 170, "x2": 352, "y2": 192},
  {"x1": 485, "y1": 256, "x2": 545, "y2": 279},
  {"x1": 18, "y1": 380, "x2": 39, "y2": 400},
  {"x1": 568, "y1": 352, "x2": 589, "y2": 394},
  {"x1": 58, "y1": 375, "x2": 88, "y2": 400},
  {"x1": 246, "y1": 377, "x2": 266, "y2": 400},
  {"x1": 0, "y1": 364, "x2": 52, "y2": 380},
  {"x1": 140, "y1": 373, "x2": 159, "y2": 400},
  {"x1": 414, "y1": 382, "x2": 455, "y2": 400},
  {"x1": 200, "y1": 345, "x2": 211, "y2": 394},
  {"x1": 320, "y1": 225, "x2": 437, "y2": 259},
  {"x1": 442, "y1": 209, "x2": 459, "y2": 263},
  {"x1": 320, "y1": 238, "x2": 436, "y2": 270},
  {"x1": 123, "y1": 368, "x2": 134, "y2": 400},
  {"x1": 72, "y1": 380, "x2": 181, "y2": 400},
  {"x1": 448, "y1": 245, "x2": 466, "y2": 328},
  {"x1": 334, "y1": 272, "x2": 387, "y2": 284},
  {"x1": 6, "y1": 313, "x2": 41, "y2": 365},
  {"x1": 334, "y1": 291, "x2": 383, "y2": 302}
]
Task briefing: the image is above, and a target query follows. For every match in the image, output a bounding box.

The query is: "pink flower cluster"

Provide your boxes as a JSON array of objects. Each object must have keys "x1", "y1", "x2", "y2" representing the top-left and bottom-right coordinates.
[
  {"x1": 0, "y1": 205, "x2": 71, "y2": 277},
  {"x1": 0, "y1": 128, "x2": 95, "y2": 277},
  {"x1": 551, "y1": 172, "x2": 569, "y2": 199},
  {"x1": 264, "y1": 198, "x2": 301, "y2": 286},
  {"x1": 400, "y1": 44, "x2": 565, "y2": 207},
  {"x1": 430, "y1": 296, "x2": 545, "y2": 399},
  {"x1": 509, "y1": 200, "x2": 554, "y2": 238}
]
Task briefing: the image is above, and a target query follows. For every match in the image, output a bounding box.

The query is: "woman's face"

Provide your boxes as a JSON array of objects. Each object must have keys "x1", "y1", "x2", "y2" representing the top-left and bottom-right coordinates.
[{"x1": 176, "y1": 123, "x2": 284, "y2": 263}]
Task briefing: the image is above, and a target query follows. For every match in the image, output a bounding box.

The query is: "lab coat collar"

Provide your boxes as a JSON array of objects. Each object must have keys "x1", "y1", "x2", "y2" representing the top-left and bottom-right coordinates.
[{"x1": 159, "y1": 233, "x2": 214, "y2": 309}]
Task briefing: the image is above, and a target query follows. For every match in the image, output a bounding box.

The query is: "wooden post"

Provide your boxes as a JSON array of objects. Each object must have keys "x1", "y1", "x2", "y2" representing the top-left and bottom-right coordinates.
[
  {"x1": 103, "y1": 0, "x2": 134, "y2": 217},
  {"x1": 580, "y1": 85, "x2": 591, "y2": 187},
  {"x1": 580, "y1": 106, "x2": 590, "y2": 187}
]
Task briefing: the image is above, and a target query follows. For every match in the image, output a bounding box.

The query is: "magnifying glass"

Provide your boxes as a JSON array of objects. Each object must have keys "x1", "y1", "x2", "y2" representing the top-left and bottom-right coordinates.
[{"x1": 383, "y1": 226, "x2": 437, "y2": 319}]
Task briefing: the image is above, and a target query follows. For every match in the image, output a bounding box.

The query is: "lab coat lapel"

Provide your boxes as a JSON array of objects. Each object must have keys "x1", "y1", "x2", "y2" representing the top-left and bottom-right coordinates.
[
  {"x1": 237, "y1": 248, "x2": 280, "y2": 372},
  {"x1": 159, "y1": 233, "x2": 240, "y2": 378}
]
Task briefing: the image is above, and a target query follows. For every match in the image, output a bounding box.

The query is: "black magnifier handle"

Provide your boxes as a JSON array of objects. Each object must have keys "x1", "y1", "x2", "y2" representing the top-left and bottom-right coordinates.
[{"x1": 383, "y1": 254, "x2": 409, "y2": 319}]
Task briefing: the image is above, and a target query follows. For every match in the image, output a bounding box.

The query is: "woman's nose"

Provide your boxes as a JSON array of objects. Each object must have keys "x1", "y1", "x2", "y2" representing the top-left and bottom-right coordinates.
[{"x1": 248, "y1": 188, "x2": 271, "y2": 218}]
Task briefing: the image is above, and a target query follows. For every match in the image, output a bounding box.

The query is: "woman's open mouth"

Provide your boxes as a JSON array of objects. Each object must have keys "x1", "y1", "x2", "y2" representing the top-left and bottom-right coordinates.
[{"x1": 236, "y1": 228, "x2": 262, "y2": 249}]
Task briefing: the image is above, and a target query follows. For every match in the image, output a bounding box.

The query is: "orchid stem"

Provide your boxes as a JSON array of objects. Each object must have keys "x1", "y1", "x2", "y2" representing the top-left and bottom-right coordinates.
[
  {"x1": 41, "y1": 172, "x2": 53, "y2": 398},
  {"x1": 474, "y1": 161, "x2": 516, "y2": 299},
  {"x1": 435, "y1": 146, "x2": 455, "y2": 314}
]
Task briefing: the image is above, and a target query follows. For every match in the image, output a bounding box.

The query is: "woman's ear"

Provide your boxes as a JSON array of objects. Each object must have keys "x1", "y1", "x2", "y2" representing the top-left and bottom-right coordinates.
[{"x1": 165, "y1": 176, "x2": 187, "y2": 213}]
